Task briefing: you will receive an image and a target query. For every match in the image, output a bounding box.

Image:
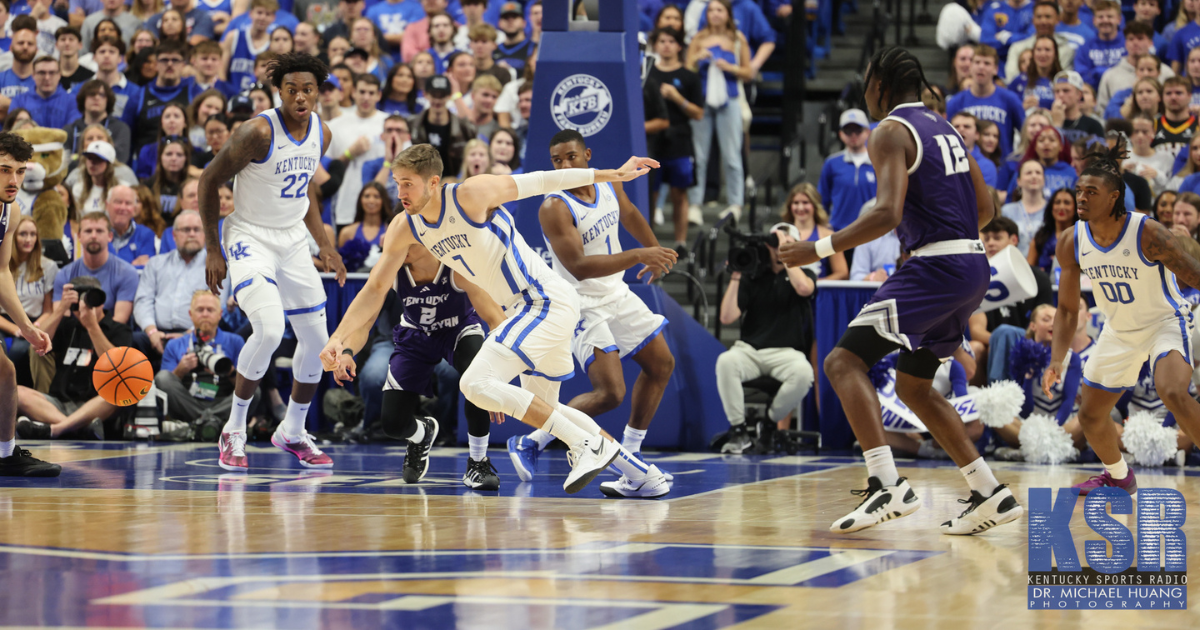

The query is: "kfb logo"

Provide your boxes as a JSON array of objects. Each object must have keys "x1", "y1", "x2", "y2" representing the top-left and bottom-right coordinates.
[
  {"x1": 551, "y1": 74, "x2": 613, "y2": 137},
  {"x1": 1028, "y1": 487, "x2": 1188, "y2": 610}
]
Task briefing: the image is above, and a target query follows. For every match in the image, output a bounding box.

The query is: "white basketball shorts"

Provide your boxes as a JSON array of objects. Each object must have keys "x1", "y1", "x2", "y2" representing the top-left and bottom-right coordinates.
[
  {"x1": 221, "y1": 218, "x2": 327, "y2": 317},
  {"x1": 1083, "y1": 315, "x2": 1194, "y2": 391},
  {"x1": 572, "y1": 287, "x2": 668, "y2": 372},
  {"x1": 489, "y1": 273, "x2": 580, "y2": 382}
]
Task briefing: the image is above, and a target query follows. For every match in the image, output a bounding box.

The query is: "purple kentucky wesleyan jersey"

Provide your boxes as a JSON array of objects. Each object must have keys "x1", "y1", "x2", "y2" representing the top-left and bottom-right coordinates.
[
  {"x1": 883, "y1": 103, "x2": 982, "y2": 252},
  {"x1": 393, "y1": 262, "x2": 476, "y2": 338}
]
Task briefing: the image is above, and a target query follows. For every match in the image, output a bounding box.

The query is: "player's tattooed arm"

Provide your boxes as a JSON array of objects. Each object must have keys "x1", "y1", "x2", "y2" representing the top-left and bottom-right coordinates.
[
  {"x1": 1045, "y1": 226, "x2": 1080, "y2": 396},
  {"x1": 198, "y1": 118, "x2": 271, "y2": 293},
  {"x1": 1143, "y1": 218, "x2": 1200, "y2": 290}
]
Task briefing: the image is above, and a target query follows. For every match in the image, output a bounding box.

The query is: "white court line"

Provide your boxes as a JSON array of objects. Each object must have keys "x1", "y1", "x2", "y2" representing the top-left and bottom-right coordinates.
[
  {"x1": 0, "y1": 541, "x2": 885, "y2": 564},
  {"x1": 747, "y1": 549, "x2": 894, "y2": 584},
  {"x1": 588, "y1": 604, "x2": 729, "y2": 630},
  {"x1": 664, "y1": 464, "x2": 856, "y2": 503}
]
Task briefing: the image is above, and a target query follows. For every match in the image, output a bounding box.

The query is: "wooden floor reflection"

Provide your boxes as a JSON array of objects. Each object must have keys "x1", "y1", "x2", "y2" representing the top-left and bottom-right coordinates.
[{"x1": 0, "y1": 442, "x2": 1197, "y2": 629}]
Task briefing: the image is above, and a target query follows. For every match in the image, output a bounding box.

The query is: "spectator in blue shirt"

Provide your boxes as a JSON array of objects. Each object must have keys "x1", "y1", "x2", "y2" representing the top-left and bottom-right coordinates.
[
  {"x1": 947, "y1": 44, "x2": 1026, "y2": 157},
  {"x1": 817, "y1": 108, "x2": 877, "y2": 231},
  {"x1": 697, "y1": 0, "x2": 777, "y2": 75},
  {"x1": 0, "y1": 16, "x2": 38, "y2": 106},
  {"x1": 980, "y1": 0, "x2": 1035, "y2": 60},
  {"x1": 143, "y1": 0, "x2": 215, "y2": 46},
  {"x1": 1074, "y1": 0, "x2": 1126, "y2": 87},
  {"x1": 367, "y1": 0, "x2": 424, "y2": 57},
  {"x1": 849, "y1": 222, "x2": 902, "y2": 281},
  {"x1": 157, "y1": 290, "x2": 248, "y2": 428},
  {"x1": 53, "y1": 211, "x2": 140, "y2": 324},
  {"x1": 1055, "y1": 0, "x2": 1096, "y2": 50},
  {"x1": 10, "y1": 55, "x2": 81, "y2": 130},
  {"x1": 105, "y1": 184, "x2": 157, "y2": 266}
]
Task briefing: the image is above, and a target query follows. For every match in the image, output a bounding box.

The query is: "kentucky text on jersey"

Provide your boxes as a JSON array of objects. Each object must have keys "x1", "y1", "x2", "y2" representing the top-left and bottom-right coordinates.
[
  {"x1": 274, "y1": 156, "x2": 318, "y2": 175},
  {"x1": 403, "y1": 293, "x2": 450, "y2": 307},
  {"x1": 429, "y1": 233, "x2": 471, "y2": 258},
  {"x1": 581, "y1": 210, "x2": 619, "y2": 245},
  {"x1": 1081, "y1": 264, "x2": 1140, "y2": 281},
  {"x1": 962, "y1": 104, "x2": 1010, "y2": 125}
]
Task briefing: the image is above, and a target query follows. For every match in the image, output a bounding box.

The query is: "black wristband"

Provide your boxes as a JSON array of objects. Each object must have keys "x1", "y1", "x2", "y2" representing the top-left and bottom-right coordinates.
[{"x1": 342, "y1": 348, "x2": 354, "y2": 356}]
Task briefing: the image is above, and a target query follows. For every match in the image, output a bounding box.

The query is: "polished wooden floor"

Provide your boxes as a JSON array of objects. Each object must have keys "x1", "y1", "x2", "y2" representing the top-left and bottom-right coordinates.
[{"x1": 0, "y1": 441, "x2": 1198, "y2": 629}]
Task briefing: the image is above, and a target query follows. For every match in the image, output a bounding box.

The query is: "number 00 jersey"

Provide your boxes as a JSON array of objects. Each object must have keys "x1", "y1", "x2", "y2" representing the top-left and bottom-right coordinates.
[
  {"x1": 1075, "y1": 211, "x2": 1189, "y2": 332},
  {"x1": 231, "y1": 108, "x2": 322, "y2": 230},
  {"x1": 544, "y1": 182, "x2": 625, "y2": 298}
]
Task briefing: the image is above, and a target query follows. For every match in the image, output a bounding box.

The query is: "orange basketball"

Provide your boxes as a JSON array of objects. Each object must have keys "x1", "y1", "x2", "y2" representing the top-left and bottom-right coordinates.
[{"x1": 93, "y1": 347, "x2": 154, "y2": 407}]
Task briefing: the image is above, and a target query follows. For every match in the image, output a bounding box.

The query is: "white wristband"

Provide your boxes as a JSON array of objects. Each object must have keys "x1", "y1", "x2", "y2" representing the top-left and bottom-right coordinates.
[
  {"x1": 815, "y1": 236, "x2": 835, "y2": 259},
  {"x1": 511, "y1": 169, "x2": 595, "y2": 200}
]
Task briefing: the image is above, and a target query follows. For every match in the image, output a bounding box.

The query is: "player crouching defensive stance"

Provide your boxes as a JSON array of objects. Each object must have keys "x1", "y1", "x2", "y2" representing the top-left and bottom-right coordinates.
[{"x1": 322, "y1": 144, "x2": 667, "y2": 495}]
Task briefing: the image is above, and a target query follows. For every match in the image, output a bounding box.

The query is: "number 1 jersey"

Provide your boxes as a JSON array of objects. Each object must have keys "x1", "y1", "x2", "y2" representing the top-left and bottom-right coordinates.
[
  {"x1": 232, "y1": 108, "x2": 322, "y2": 229},
  {"x1": 883, "y1": 103, "x2": 982, "y2": 252},
  {"x1": 544, "y1": 182, "x2": 626, "y2": 298}
]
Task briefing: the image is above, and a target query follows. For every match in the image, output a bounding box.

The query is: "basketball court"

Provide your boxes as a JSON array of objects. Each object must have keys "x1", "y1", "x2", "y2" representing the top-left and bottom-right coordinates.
[{"x1": 0, "y1": 441, "x2": 1196, "y2": 628}]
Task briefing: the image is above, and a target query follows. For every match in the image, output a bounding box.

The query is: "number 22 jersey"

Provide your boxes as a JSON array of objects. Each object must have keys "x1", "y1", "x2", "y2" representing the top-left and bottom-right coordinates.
[{"x1": 231, "y1": 108, "x2": 322, "y2": 230}]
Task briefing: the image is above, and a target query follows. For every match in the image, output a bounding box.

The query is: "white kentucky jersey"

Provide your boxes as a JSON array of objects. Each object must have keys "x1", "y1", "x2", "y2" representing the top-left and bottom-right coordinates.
[
  {"x1": 1075, "y1": 212, "x2": 1189, "y2": 332},
  {"x1": 231, "y1": 108, "x2": 322, "y2": 229},
  {"x1": 543, "y1": 182, "x2": 625, "y2": 297},
  {"x1": 408, "y1": 183, "x2": 563, "y2": 309}
]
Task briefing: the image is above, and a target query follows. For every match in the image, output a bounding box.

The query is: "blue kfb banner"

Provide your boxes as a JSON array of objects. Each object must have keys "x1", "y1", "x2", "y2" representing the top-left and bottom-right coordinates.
[{"x1": 1027, "y1": 487, "x2": 1188, "y2": 609}]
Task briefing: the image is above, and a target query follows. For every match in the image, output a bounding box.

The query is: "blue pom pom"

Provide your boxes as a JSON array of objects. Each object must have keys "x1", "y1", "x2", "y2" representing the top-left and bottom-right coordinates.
[
  {"x1": 339, "y1": 238, "x2": 371, "y2": 272},
  {"x1": 868, "y1": 353, "x2": 897, "y2": 390},
  {"x1": 1008, "y1": 338, "x2": 1050, "y2": 386}
]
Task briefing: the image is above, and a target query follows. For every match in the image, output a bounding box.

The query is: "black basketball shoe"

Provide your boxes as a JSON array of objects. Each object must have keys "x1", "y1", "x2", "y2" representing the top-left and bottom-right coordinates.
[
  {"x1": 402, "y1": 416, "x2": 439, "y2": 483},
  {"x1": 0, "y1": 447, "x2": 61, "y2": 477},
  {"x1": 463, "y1": 456, "x2": 500, "y2": 491}
]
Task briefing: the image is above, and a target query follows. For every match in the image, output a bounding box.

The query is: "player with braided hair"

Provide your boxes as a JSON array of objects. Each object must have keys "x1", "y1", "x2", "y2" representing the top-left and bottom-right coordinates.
[
  {"x1": 780, "y1": 46, "x2": 1023, "y2": 535},
  {"x1": 1045, "y1": 139, "x2": 1200, "y2": 497}
]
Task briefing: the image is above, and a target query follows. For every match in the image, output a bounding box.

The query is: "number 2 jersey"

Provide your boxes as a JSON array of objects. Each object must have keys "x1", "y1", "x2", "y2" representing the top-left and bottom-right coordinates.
[
  {"x1": 1075, "y1": 211, "x2": 1189, "y2": 332},
  {"x1": 231, "y1": 108, "x2": 321, "y2": 230},
  {"x1": 393, "y1": 262, "x2": 477, "y2": 336}
]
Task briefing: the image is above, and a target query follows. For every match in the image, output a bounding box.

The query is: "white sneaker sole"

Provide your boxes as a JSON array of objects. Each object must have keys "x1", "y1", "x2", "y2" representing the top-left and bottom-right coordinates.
[
  {"x1": 600, "y1": 477, "x2": 670, "y2": 499},
  {"x1": 943, "y1": 503, "x2": 1025, "y2": 536},
  {"x1": 564, "y1": 448, "x2": 620, "y2": 494},
  {"x1": 830, "y1": 484, "x2": 922, "y2": 534},
  {"x1": 218, "y1": 459, "x2": 247, "y2": 472}
]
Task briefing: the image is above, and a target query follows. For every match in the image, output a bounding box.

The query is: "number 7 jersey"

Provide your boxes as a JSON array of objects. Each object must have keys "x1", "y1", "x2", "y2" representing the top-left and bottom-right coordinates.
[
  {"x1": 1075, "y1": 211, "x2": 1189, "y2": 332},
  {"x1": 232, "y1": 108, "x2": 322, "y2": 229}
]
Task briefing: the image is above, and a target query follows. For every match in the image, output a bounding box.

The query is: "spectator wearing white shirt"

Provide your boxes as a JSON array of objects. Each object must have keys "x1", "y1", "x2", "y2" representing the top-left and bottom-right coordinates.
[{"x1": 325, "y1": 73, "x2": 387, "y2": 229}]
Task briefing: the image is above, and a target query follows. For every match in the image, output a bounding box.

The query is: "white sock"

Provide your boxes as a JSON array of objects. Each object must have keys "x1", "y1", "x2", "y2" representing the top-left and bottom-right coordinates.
[
  {"x1": 960, "y1": 456, "x2": 1001, "y2": 495},
  {"x1": 622, "y1": 426, "x2": 647, "y2": 453},
  {"x1": 223, "y1": 395, "x2": 252, "y2": 434},
  {"x1": 1104, "y1": 457, "x2": 1129, "y2": 481},
  {"x1": 469, "y1": 434, "x2": 488, "y2": 461},
  {"x1": 542, "y1": 411, "x2": 590, "y2": 447},
  {"x1": 280, "y1": 400, "x2": 311, "y2": 439},
  {"x1": 528, "y1": 429, "x2": 555, "y2": 450},
  {"x1": 863, "y1": 446, "x2": 900, "y2": 486},
  {"x1": 556, "y1": 404, "x2": 603, "y2": 435},
  {"x1": 611, "y1": 445, "x2": 650, "y2": 480},
  {"x1": 0, "y1": 438, "x2": 14, "y2": 458},
  {"x1": 409, "y1": 420, "x2": 426, "y2": 444}
]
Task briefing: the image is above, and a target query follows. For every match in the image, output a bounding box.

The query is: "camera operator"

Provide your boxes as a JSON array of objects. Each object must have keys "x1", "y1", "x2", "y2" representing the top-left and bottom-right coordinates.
[
  {"x1": 716, "y1": 224, "x2": 817, "y2": 454},
  {"x1": 156, "y1": 291, "x2": 248, "y2": 439},
  {"x1": 15, "y1": 276, "x2": 130, "y2": 439}
]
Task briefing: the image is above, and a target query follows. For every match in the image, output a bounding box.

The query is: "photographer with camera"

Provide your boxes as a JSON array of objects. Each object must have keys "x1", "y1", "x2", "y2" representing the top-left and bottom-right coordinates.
[
  {"x1": 156, "y1": 290, "x2": 248, "y2": 440},
  {"x1": 15, "y1": 275, "x2": 130, "y2": 439},
  {"x1": 52, "y1": 212, "x2": 139, "y2": 325},
  {"x1": 716, "y1": 224, "x2": 817, "y2": 454}
]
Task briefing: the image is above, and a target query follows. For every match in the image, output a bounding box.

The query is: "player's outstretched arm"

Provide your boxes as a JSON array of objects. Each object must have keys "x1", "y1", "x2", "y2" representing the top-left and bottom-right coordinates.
[
  {"x1": 198, "y1": 117, "x2": 271, "y2": 294},
  {"x1": 322, "y1": 214, "x2": 416, "y2": 365},
  {"x1": 1045, "y1": 226, "x2": 1080, "y2": 396},
  {"x1": 454, "y1": 271, "x2": 505, "y2": 330},
  {"x1": 778, "y1": 121, "x2": 909, "y2": 268},
  {"x1": 454, "y1": 157, "x2": 661, "y2": 221},
  {"x1": 1143, "y1": 218, "x2": 1200, "y2": 290}
]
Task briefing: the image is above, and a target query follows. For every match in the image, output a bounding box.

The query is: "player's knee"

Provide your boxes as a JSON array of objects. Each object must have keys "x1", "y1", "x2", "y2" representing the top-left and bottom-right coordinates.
[
  {"x1": 1159, "y1": 381, "x2": 1194, "y2": 409},
  {"x1": 249, "y1": 310, "x2": 286, "y2": 348},
  {"x1": 595, "y1": 382, "x2": 626, "y2": 413},
  {"x1": 645, "y1": 348, "x2": 675, "y2": 382},
  {"x1": 823, "y1": 348, "x2": 857, "y2": 380},
  {"x1": 0, "y1": 352, "x2": 15, "y2": 385},
  {"x1": 895, "y1": 378, "x2": 931, "y2": 411}
]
